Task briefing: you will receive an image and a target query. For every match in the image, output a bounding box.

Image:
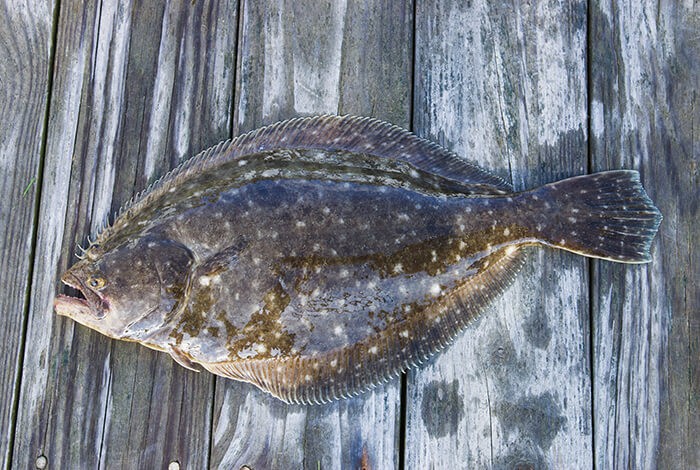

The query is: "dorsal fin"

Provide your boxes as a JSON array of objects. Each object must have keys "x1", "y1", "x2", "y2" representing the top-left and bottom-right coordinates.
[
  {"x1": 219, "y1": 116, "x2": 510, "y2": 190},
  {"x1": 94, "y1": 115, "x2": 510, "y2": 245},
  {"x1": 202, "y1": 246, "x2": 528, "y2": 404}
]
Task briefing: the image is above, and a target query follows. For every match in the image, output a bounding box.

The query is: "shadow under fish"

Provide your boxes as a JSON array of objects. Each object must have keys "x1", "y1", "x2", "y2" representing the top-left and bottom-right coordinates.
[{"x1": 54, "y1": 115, "x2": 662, "y2": 404}]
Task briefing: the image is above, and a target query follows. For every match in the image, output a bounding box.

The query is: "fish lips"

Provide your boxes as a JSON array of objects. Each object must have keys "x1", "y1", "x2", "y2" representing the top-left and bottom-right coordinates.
[{"x1": 54, "y1": 272, "x2": 109, "y2": 320}]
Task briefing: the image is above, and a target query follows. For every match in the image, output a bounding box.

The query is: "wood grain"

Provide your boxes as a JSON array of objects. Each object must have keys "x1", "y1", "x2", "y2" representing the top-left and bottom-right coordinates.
[
  {"x1": 12, "y1": 1, "x2": 237, "y2": 468},
  {"x1": 1, "y1": 0, "x2": 697, "y2": 468},
  {"x1": 590, "y1": 2, "x2": 699, "y2": 468},
  {"x1": 210, "y1": 1, "x2": 412, "y2": 468},
  {"x1": 0, "y1": 1, "x2": 54, "y2": 467},
  {"x1": 407, "y1": 1, "x2": 592, "y2": 468}
]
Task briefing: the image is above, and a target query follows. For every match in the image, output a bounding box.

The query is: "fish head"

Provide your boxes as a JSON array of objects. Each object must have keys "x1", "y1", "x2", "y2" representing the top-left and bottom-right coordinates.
[{"x1": 54, "y1": 236, "x2": 193, "y2": 340}]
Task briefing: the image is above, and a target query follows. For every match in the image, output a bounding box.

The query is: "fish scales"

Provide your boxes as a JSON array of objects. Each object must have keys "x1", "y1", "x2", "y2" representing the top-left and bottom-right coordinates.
[{"x1": 54, "y1": 115, "x2": 662, "y2": 404}]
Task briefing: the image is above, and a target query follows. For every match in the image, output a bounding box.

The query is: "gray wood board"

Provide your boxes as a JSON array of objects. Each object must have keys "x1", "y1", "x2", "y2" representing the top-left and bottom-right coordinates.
[
  {"x1": 407, "y1": 1, "x2": 592, "y2": 468},
  {"x1": 12, "y1": 1, "x2": 237, "y2": 468},
  {"x1": 210, "y1": 1, "x2": 413, "y2": 468},
  {"x1": 1, "y1": 0, "x2": 697, "y2": 468},
  {"x1": 0, "y1": 1, "x2": 54, "y2": 467},
  {"x1": 589, "y1": 2, "x2": 699, "y2": 469}
]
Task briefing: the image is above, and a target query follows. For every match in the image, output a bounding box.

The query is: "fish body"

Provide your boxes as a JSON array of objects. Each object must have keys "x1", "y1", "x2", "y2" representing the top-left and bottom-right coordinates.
[{"x1": 55, "y1": 116, "x2": 662, "y2": 404}]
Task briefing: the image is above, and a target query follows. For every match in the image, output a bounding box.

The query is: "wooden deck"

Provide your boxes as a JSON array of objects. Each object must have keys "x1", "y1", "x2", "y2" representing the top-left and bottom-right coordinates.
[{"x1": 1, "y1": 1, "x2": 697, "y2": 468}]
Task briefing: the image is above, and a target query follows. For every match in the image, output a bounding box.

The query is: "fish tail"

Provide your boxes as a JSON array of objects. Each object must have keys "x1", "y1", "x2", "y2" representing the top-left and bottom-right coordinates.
[{"x1": 523, "y1": 170, "x2": 662, "y2": 263}]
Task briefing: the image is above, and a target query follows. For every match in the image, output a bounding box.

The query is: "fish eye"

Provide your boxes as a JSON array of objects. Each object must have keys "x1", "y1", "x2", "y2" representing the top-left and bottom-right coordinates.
[{"x1": 88, "y1": 276, "x2": 106, "y2": 290}]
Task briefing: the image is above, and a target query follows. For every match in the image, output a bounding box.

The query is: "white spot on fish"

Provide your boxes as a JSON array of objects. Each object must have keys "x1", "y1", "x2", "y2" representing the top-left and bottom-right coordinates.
[
  {"x1": 430, "y1": 283, "x2": 442, "y2": 296},
  {"x1": 503, "y1": 228, "x2": 510, "y2": 236},
  {"x1": 237, "y1": 160, "x2": 248, "y2": 166},
  {"x1": 322, "y1": 207, "x2": 331, "y2": 215},
  {"x1": 296, "y1": 221, "x2": 306, "y2": 228},
  {"x1": 334, "y1": 325, "x2": 343, "y2": 336},
  {"x1": 369, "y1": 346, "x2": 378, "y2": 354},
  {"x1": 400, "y1": 330, "x2": 409, "y2": 338}
]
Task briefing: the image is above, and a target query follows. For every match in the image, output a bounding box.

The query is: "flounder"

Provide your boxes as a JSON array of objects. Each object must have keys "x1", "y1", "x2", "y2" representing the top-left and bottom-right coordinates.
[{"x1": 55, "y1": 115, "x2": 662, "y2": 404}]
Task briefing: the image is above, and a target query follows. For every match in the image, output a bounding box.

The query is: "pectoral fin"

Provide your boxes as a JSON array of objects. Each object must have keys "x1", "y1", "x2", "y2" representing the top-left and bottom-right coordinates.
[
  {"x1": 196, "y1": 240, "x2": 247, "y2": 277},
  {"x1": 169, "y1": 347, "x2": 201, "y2": 373}
]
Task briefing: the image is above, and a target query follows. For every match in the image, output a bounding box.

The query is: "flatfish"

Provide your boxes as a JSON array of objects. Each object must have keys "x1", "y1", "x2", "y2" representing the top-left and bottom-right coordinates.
[{"x1": 55, "y1": 115, "x2": 662, "y2": 404}]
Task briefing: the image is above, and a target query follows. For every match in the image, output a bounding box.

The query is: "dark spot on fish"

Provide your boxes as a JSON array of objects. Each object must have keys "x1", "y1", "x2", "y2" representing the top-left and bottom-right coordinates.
[
  {"x1": 227, "y1": 282, "x2": 296, "y2": 358},
  {"x1": 216, "y1": 310, "x2": 237, "y2": 339},
  {"x1": 175, "y1": 287, "x2": 215, "y2": 338},
  {"x1": 420, "y1": 379, "x2": 464, "y2": 438},
  {"x1": 495, "y1": 392, "x2": 566, "y2": 450}
]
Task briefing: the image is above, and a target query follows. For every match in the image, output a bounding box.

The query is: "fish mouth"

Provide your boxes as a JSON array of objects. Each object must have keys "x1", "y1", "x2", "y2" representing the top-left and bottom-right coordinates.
[{"x1": 54, "y1": 272, "x2": 108, "y2": 319}]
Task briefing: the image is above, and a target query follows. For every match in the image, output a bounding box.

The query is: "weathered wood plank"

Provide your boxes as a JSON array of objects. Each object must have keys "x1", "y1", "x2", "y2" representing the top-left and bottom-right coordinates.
[
  {"x1": 590, "y1": 1, "x2": 699, "y2": 468},
  {"x1": 13, "y1": 1, "x2": 237, "y2": 468},
  {"x1": 210, "y1": 1, "x2": 413, "y2": 468},
  {"x1": 407, "y1": 1, "x2": 592, "y2": 468},
  {"x1": 0, "y1": 1, "x2": 54, "y2": 467}
]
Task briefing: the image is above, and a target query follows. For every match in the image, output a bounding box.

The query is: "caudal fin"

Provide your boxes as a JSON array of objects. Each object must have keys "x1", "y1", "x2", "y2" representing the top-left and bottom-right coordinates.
[{"x1": 525, "y1": 170, "x2": 662, "y2": 263}]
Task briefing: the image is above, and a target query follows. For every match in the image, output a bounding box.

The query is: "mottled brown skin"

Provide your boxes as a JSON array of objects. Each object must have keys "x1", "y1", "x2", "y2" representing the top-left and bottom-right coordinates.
[{"x1": 55, "y1": 116, "x2": 661, "y2": 404}]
